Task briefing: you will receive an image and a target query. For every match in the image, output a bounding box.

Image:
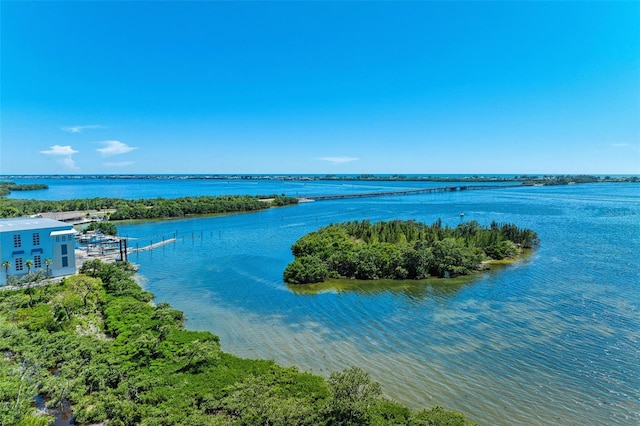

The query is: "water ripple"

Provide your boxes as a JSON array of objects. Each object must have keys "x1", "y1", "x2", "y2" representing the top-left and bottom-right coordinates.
[{"x1": 119, "y1": 182, "x2": 640, "y2": 425}]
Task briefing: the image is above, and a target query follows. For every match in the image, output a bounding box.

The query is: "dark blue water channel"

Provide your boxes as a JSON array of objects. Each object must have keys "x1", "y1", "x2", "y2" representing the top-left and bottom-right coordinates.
[{"x1": 12, "y1": 179, "x2": 640, "y2": 425}]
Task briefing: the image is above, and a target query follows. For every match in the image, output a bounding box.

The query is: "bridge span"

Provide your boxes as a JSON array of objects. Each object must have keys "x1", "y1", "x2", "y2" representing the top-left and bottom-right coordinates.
[{"x1": 303, "y1": 184, "x2": 527, "y2": 202}]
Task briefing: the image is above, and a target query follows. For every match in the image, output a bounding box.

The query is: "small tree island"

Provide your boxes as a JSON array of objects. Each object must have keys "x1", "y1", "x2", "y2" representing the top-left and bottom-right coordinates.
[{"x1": 284, "y1": 219, "x2": 538, "y2": 284}]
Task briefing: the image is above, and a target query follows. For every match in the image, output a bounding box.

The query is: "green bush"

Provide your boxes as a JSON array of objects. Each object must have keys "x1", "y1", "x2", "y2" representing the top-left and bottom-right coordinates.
[
  {"x1": 84, "y1": 221, "x2": 118, "y2": 236},
  {"x1": 284, "y1": 220, "x2": 538, "y2": 284},
  {"x1": 0, "y1": 259, "x2": 476, "y2": 425}
]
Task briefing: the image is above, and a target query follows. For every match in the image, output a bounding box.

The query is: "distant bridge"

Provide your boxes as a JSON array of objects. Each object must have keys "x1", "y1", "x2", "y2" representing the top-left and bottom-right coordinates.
[{"x1": 303, "y1": 184, "x2": 527, "y2": 202}]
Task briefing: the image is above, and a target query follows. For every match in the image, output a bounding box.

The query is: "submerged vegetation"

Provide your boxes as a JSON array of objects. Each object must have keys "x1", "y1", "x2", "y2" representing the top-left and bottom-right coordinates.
[
  {"x1": 0, "y1": 260, "x2": 474, "y2": 425},
  {"x1": 284, "y1": 220, "x2": 538, "y2": 284}
]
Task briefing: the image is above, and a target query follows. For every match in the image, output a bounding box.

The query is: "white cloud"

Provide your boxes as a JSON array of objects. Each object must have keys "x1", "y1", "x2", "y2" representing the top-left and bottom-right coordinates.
[
  {"x1": 39, "y1": 145, "x2": 79, "y2": 170},
  {"x1": 318, "y1": 156, "x2": 359, "y2": 164},
  {"x1": 60, "y1": 157, "x2": 79, "y2": 170},
  {"x1": 40, "y1": 145, "x2": 79, "y2": 156},
  {"x1": 61, "y1": 124, "x2": 103, "y2": 134},
  {"x1": 97, "y1": 140, "x2": 138, "y2": 156},
  {"x1": 103, "y1": 161, "x2": 135, "y2": 167}
]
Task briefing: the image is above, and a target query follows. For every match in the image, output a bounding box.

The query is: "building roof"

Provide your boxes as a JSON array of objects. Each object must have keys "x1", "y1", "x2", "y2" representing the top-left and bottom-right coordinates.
[
  {"x1": 0, "y1": 217, "x2": 73, "y2": 233},
  {"x1": 39, "y1": 211, "x2": 85, "y2": 222}
]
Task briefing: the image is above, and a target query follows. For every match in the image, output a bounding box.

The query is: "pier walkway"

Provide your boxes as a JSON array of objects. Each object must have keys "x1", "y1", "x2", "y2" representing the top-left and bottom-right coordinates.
[{"x1": 128, "y1": 238, "x2": 176, "y2": 253}]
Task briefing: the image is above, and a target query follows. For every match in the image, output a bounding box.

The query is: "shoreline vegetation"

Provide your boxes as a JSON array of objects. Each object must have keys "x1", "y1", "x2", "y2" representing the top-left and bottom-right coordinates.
[
  {"x1": 284, "y1": 220, "x2": 538, "y2": 285},
  {"x1": 0, "y1": 259, "x2": 476, "y2": 425},
  {"x1": 287, "y1": 250, "x2": 537, "y2": 296},
  {"x1": 0, "y1": 194, "x2": 298, "y2": 220},
  {"x1": 0, "y1": 182, "x2": 48, "y2": 197},
  {"x1": 1, "y1": 174, "x2": 637, "y2": 220}
]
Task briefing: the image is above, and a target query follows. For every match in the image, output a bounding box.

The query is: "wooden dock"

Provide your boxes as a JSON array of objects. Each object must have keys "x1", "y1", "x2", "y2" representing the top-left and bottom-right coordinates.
[{"x1": 128, "y1": 238, "x2": 176, "y2": 253}]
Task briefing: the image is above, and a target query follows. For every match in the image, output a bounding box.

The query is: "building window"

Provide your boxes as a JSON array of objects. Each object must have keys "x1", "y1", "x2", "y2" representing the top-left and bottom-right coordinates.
[
  {"x1": 60, "y1": 244, "x2": 69, "y2": 268},
  {"x1": 13, "y1": 234, "x2": 22, "y2": 248},
  {"x1": 34, "y1": 255, "x2": 42, "y2": 269},
  {"x1": 15, "y1": 257, "x2": 23, "y2": 271},
  {"x1": 56, "y1": 236, "x2": 60, "y2": 242},
  {"x1": 33, "y1": 233, "x2": 40, "y2": 246}
]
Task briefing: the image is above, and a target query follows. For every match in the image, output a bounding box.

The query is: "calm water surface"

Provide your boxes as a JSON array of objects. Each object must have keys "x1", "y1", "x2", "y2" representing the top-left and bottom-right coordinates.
[
  {"x1": 6, "y1": 177, "x2": 507, "y2": 200},
  {"x1": 14, "y1": 179, "x2": 640, "y2": 425}
]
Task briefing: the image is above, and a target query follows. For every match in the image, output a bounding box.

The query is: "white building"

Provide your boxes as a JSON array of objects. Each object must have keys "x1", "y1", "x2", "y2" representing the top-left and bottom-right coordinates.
[{"x1": 0, "y1": 218, "x2": 77, "y2": 285}]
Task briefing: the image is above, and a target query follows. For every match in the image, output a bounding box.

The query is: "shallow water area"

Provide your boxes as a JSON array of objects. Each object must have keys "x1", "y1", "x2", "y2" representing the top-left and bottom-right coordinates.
[{"x1": 13, "y1": 178, "x2": 640, "y2": 425}]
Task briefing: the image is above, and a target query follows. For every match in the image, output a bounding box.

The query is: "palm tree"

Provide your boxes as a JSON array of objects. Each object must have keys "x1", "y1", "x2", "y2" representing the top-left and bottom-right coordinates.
[
  {"x1": 25, "y1": 259, "x2": 34, "y2": 274},
  {"x1": 2, "y1": 260, "x2": 10, "y2": 282},
  {"x1": 45, "y1": 258, "x2": 52, "y2": 277}
]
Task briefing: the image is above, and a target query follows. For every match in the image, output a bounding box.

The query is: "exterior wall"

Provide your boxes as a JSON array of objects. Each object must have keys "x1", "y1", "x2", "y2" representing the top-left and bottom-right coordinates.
[
  {"x1": 0, "y1": 219, "x2": 77, "y2": 286},
  {"x1": 49, "y1": 232, "x2": 77, "y2": 278}
]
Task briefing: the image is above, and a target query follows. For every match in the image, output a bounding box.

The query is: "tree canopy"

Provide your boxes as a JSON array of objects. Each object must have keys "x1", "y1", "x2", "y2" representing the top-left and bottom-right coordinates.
[
  {"x1": 0, "y1": 181, "x2": 48, "y2": 197},
  {"x1": 0, "y1": 259, "x2": 476, "y2": 425},
  {"x1": 83, "y1": 221, "x2": 118, "y2": 236},
  {"x1": 0, "y1": 194, "x2": 298, "y2": 220},
  {"x1": 284, "y1": 220, "x2": 538, "y2": 284}
]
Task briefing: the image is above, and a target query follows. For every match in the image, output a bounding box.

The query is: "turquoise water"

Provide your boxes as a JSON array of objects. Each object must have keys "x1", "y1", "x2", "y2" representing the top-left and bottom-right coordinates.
[
  {"x1": 12, "y1": 179, "x2": 640, "y2": 424},
  {"x1": 5, "y1": 176, "x2": 511, "y2": 200}
]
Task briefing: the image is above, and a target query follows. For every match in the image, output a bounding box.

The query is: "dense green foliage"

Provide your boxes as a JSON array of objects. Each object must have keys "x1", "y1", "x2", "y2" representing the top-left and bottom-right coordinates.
[
  {"x1": 0, "y1": 181, "x2": 48, "y2": 197},
  {"x1": 83, "y1": 221, "x2": 118, "y2": 236},
  {"x1": 0, "y1": 194, "x2": 298, "y2": 219},
  {"x1": 108, "y1": 195, "x2": 295, "y2": 220},
  {"x1": 0, "y1": 260, "x2": 475, "y2": 425},
  {"x1": 284, "y1": 220, "x2": 538, "y2": 284}
]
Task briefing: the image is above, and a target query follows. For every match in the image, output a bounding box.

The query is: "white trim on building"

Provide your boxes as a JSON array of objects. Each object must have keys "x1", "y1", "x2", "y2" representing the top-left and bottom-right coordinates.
[{"x1": 50, "y1": 229, "x2": 78, "y2": 236}]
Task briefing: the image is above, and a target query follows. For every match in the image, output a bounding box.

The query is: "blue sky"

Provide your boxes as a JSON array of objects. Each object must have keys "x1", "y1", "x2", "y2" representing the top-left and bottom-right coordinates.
[{"x1": 1, "y1": 1, "x2": 638, "y2": 175}]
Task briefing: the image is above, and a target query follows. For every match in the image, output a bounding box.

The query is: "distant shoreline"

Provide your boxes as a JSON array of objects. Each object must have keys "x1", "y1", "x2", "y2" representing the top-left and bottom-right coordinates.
[{"x1": 2, "y1": 173, "x2": 639, "y2": 184}]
